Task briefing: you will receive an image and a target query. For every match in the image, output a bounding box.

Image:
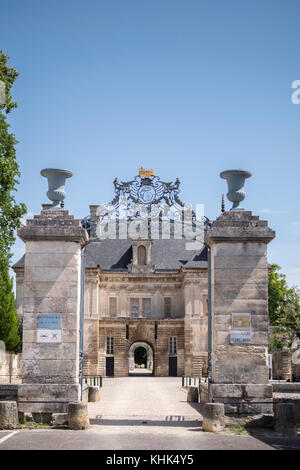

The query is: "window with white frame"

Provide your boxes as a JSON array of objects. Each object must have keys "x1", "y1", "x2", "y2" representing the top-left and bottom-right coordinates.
[
  {"x1": 130, "y1": 298, "x2": 151, "y2": 318},
  {"x1": 142, "y1": 298, "x2": 151, "y2": 318},
  {"x1": 109, "y1": 297, "x2": 117, "y2": 317},
  {"x1": 130, "y1": 298, "x2": 139, "y2": 318},
  {"x1": 169, "y1": 337, "x2": 177, "y2": 354},
  {"x1": 106, "y1": 336, "x2": 114, "y2": 354},
  {"x1": 164, "y1": 297, "x2": 171, "y2": 318}
]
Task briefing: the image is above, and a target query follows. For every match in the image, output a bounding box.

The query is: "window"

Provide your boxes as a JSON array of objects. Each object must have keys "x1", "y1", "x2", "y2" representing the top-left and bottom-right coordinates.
[
  {"x1": 137, "y1": 245, "x2": 146, "y2": 265},
  {"x1": 142, "y1": 298, "x2": 151, "y2": 318},
  {"x1": 155, "y1": 322, "x2": 158, "y2": 340},
  {"x1": 169, "y1": 337, "x2": 177, "y2": 354},
  {"x1": 106, "y1": 337, "x2": 114, "y2": 354},
  {"x1": 130, "y1": 298, "x2": 151, "y2": 318},
  {"x1": 109, "y1": 297, "x2": 117, "y2": 317},
  {"x1": 130, "y1": 298, "x2": 139, "y2": 318},
  {"x1": 126, "y1": 324, "x2": 129, "y2": 340},
  {"x1": 164, "y1": 297, "x2": 171, "y2": 318}
]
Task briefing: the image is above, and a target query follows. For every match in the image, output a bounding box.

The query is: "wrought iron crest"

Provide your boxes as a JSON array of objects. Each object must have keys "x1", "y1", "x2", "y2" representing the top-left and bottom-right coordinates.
[
  {"x1": 81, "y1": 172, "x2": 211, "y2": 235},
  {"x1": 110, "y1": 174, "x2": 184, "y2": 215}
]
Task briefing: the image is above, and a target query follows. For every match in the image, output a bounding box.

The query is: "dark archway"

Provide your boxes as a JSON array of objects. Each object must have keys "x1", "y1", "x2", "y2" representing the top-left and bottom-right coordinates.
[
  {"x1": 134, "y1": 346, "x2": 147, "y2": 367},
  {"x1": 128, "y1": 341, "x2": 154, "y2": 376}
]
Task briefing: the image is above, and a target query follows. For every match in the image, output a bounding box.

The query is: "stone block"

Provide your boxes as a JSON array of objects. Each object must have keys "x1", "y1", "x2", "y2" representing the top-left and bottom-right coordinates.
[
  {"x1": 18, "y1": 402, "x2": 68, "y2": 414},
  {"x1": 214, "y1": 255, "x2": 267, "y2": 270},
  {"x1": 23, "y1": 296, "x2": 79, "y2": 314},
  {"x1": 202, "y1": 403, "x2": 225, "y2": 432},
  {"x1": 238, "y1": 402, "x2": 273, "y2": 415},
  {"x1": 88, "y1": 386, "x2": 100, "y2": 402},
  {"x1": 25, "y1": 252, "x2": 79, "y2": 269},
  {"x1": 68, "y1": 402, "x2": 89, "y2": 430},
  {"x1": 18, "y1": 384, "x2": 80, "y2": 402},
  {"x1": 23, "y1": 281, "x2": 79, "y2": 300},
  {"x1": 22, "y1": 343, "x2": 78, "y2": 361},
  {"x1": 0, "y1": 401, "x2": 18, "y2": 429},
  {"x1": 213, "y1": 242, "x2": 267, "y2": 257},
  {"x1": 244, "y1": 384, "x2": 273, "y2": 398},
  {"x1": 0, "y1": 384, "x2": 18, "y2": 401},
  {"x1": 22, "y1": 359, "x2": 78, "y2": 383},
  {"x1": 274, "y1": 403, "x2": 297, "y2": 436},
  {"x1": 25, "y1": 240, "x2": 81, "y2": 254},
  {"x1": 211, "y1": 384, "x2": 243, "y2": 398},
  {"x1": 24, "y1": 266, "x2": 79, "y2": 283},
  {"x1": 187, "y1": 387, "x2": 199, "y2": 403}
]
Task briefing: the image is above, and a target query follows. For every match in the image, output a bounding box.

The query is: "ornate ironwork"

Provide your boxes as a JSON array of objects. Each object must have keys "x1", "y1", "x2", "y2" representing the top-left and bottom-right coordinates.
[
  {"x1": 110, "y1": 174, "x2": 185, "y2": 215},
  {"x1": 81, "y1": 172, "x2": 212, "y2": 235}
]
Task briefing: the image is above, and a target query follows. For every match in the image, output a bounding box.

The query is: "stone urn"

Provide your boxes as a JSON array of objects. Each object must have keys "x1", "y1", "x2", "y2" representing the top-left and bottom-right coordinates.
[
  {"x1": 220, "y1": 169, "x2": 252, "y2": 211},
  {"x1": 40, "y1": 168, "x2": 73, "y2": 208}
]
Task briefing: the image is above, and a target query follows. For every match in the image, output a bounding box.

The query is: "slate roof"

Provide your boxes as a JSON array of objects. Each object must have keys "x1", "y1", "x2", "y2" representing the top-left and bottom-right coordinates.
[
  {"x1": 85, "y1": 238, "x2": 208, "y2": 272},
  {"x1": 12, "y1": 239, "x2": 208, "y2": 273}
]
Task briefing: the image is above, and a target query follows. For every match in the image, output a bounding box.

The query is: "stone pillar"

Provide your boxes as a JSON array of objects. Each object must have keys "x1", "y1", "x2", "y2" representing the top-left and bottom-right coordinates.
[
  {"x1": 17, "y1": 209, "x2": 88, "y2": 414},
  {"x1": 205, "y1": 211, "x2": 275, "y2": 416}
]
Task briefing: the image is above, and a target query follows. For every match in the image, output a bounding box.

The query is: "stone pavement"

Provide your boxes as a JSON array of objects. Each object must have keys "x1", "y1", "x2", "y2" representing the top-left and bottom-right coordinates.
[
  {"x1": 88, "y1": 377, "x2": 202, "y2": 425},
  {"x1": 0, "y1": 377, "x2": 300, "y2": 450}
]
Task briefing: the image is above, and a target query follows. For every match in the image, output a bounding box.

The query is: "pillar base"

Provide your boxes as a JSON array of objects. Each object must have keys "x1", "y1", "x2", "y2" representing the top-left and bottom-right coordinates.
[
  {"x1": 211, "y1": 383, "x2": 273, "y2": 416},
  {"x1": 18, "y1": 384, "x2": 81, "y2": 414}
]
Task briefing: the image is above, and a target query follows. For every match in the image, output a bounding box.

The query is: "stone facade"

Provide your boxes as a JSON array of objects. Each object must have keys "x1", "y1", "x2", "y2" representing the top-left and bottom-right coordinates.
[
  {"x1": 15, "y1": 209, "x2": 88, "y2": 413},
  {"x1": 205, "y1": 211, "x2": 275, "y2": 415},
  {"x1": 14, "y1": 210, "x2": 209, "y2": 380},
  {"x1": 12, "y1": 173, "x2": 276, "y2": 408},
  {"x1": 82, "y1": 267, "x2": 208, "y2": 377}
]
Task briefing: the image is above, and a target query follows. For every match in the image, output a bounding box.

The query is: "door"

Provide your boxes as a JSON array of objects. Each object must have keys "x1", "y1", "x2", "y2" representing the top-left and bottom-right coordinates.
[
  {"x1": 168, "y1": 357, "x2": 177, "y2": 377},
  {"x1": 106, "y1": 357, "x2": 114, "y2": 377}
]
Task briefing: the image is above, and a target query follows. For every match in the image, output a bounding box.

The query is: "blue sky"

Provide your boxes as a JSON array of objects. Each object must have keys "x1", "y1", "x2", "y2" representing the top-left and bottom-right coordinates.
[{"x1": 1, "y1": 0, "x2": 300, "y2": 287}]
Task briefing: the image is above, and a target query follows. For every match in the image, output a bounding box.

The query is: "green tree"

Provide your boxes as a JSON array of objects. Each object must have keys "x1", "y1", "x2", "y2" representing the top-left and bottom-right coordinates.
[
  {"x1": 0, "y1": 51, "x2": 27, "y2": 276},
  {"x1": 0, "y1": 51, "x2": 26, "y2": 351},
  {"x1": 0, "y1": 271, "x2": 20, "y2": 351},
  {"x1": 268, "y1": 264, "x2": 300, "y2": 348}
]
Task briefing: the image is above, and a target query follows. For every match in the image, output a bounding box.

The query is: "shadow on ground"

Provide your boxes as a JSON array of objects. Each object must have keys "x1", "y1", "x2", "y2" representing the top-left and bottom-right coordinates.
[{"x1": 90, "y1": 417, "x2": 203, "y2": 427}]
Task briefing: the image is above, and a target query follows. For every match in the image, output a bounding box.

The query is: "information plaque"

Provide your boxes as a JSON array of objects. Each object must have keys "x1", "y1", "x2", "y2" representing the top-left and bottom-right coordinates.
[
  {"x1": 37, "y1": 314, "x2": 62, "y2": 343},
  {"x1": 230, "y1": 313, "x2": 251, "y2": 344}
]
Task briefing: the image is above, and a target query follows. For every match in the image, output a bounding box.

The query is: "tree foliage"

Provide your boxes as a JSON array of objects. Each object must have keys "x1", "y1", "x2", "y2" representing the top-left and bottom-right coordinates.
[
  {"x1": 0, "y1": 51, "x2": 27, "y2": 278},
  {"x1": 0, "y1": 51, "x2": 26, "y2": 351},
  {"x1": 268, "y1": 264, "x2": 300, "y2": 348},
  {"x1": 0, "y1": 270, "x2": 20, "y2": 351}
]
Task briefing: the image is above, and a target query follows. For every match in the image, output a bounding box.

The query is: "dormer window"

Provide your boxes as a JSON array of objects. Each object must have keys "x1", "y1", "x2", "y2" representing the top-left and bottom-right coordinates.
[
  {"x1": 137, "y1": 245, "x2": 146, "y2": 265},
  {"x1": 127, "y1": 239, "x2": 155, "y2": 273}
]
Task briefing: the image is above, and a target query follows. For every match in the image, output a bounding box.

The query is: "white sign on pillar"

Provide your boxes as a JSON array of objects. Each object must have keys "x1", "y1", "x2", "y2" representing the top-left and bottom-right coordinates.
[
  {"x1": 36, "y1": 314, "x2": 62, "y2": 344},
  {"x1": 230, "y1": 313, "x2": 252, "y2": 345}
]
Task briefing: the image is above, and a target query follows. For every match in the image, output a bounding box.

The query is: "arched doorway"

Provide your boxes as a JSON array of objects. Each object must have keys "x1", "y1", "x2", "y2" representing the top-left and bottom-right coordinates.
[{"x1": 128, "y1": 341, "x2": 154, "y2": 376}]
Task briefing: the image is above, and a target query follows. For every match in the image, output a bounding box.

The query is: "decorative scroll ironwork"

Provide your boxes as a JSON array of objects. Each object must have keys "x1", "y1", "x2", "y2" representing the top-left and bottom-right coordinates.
[
  {"x1": 81, "y1": 172, "x2": 211, "y2": 236},
  {"x1": 110, "y1": 175, "x2": 185, "y2": 214}
]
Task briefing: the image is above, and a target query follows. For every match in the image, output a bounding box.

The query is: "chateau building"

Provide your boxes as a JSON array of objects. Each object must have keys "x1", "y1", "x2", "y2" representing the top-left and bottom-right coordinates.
[{"x1": 13, "y1": 168, "x2": 209, "y2": 378}]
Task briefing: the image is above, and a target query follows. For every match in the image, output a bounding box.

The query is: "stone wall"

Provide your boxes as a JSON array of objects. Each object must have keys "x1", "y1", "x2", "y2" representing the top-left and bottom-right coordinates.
[
  {"x1": 95, "y1": 318, "x2": 185, "y2": 377},
  {"x1": 83, "y1": 268, "x2": 208, "y2": 377},
  {"x1": 16, "y1": 208, "x2": 88, "y2": 414},
  {"x1": 205, "y1": 211, "x2": 275, "y2": 415},
  {"x1": 0, "y1": 353, "x2": 22, "y2": 384},
  {"x1": 271, "y1": 349, "x2": 300, "y2": 381}
]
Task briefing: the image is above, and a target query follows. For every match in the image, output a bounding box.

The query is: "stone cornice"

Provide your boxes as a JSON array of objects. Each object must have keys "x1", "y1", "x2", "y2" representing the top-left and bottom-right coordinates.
[
  {"x1": 205, "y1": 211, "x2": 275, "y2": 246},
  {"x1": 18, "y1": 209, "x2": 89, "y2": 245}
]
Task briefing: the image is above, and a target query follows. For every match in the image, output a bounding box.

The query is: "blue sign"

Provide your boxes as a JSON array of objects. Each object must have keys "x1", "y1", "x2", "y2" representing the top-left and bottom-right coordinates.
[{"x1": 38, "y1": 314, "x2": 62, "y2": 330}]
